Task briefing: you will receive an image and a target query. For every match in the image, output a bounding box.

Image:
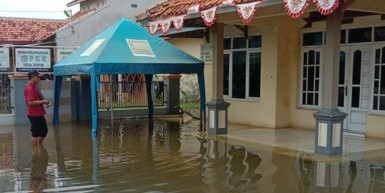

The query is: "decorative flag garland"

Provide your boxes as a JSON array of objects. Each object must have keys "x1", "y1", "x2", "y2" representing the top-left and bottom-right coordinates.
[
  {"x1": 148, "y1": 0, "x2": 341, "y2": 34},
  {"x1": 284, "y1": 0, "x2": 309, "y2": 19},
  {"x1": 187, "y1": 5, "x2": 200, "y2": 14},
  {"x1": 313, "y1": 0, "x2": 339, "y2": 15},
  {"x1": 222, "y1": 0, "x2": 235, "y2": 5},
  {"x1": 172, "y1": 15, "x2": 185, "y2": 31},
  {"x1": 149, "y1": 20, "x2": 161, "y2": 35},
  {"x1": 161, "y1": 18, "x2": 172, "y2": 33},
  {"x1": 236, "y1": 2, "x2": 261, "y2": 24},
  {"x1": 201, "y1": 7, "x2": 217, "y2": 27}
]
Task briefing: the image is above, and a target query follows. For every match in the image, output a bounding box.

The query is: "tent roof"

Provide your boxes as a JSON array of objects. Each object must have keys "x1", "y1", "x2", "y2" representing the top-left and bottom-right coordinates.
[{"x1": 53, "y1": 18, "x2": 204, "y2": 76}]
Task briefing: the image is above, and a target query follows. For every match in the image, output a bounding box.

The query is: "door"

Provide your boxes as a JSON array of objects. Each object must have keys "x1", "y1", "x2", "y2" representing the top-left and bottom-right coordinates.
[{"x1": 339, "y1": 45, "x2": 372, "y2": 135}]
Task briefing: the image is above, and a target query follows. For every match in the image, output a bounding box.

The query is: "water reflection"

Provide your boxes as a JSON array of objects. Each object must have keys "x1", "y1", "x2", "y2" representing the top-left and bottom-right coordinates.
[
  {"x1": 0, "y1": 119, "x2": 384, "y2": 192},
  {"x1": 30, "y1": 147, "x2": 48, "y2": 192}
]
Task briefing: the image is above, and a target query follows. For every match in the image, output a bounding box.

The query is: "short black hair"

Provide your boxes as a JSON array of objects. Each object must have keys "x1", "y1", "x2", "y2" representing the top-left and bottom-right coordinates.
[{"x1": 27, "y1": 70, "x2": 39, "y2": 80}]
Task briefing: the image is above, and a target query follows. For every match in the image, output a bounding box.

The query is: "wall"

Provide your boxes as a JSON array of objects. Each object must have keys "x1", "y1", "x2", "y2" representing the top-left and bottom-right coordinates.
[
  {"x1": 168, "y1": 38, "x2": 204, "y2": 102},
  {"x1": 57, "y1": 0, "x2": 162, "y2": 47},
  {"x1": 8, "y1": 76, "x2": 71, "y2": 125}
]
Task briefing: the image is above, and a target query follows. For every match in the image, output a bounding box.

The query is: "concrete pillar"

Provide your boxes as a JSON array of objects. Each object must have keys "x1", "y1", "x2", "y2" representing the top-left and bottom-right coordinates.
[
  {"x1": 314, "y1": 8, "x2": 347, "y2": 155},
  {"x1": 207, "y1": 23, "x2": 230, "y2": 135},
  {"x1": 70, "y1": 76, "x2": 91, "y2": 121},
  {"x1": 9, "y1": 75, "x2": 29, "y2": 125},
  {"x1": 161, "y1": 74, "x2": 181, "y2": 115}
]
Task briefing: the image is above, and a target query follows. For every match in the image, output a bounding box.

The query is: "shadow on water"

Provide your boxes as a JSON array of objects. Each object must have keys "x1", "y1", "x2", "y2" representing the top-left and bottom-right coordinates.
[{"x1": 0, "y1": 119, "x2": 385, "y2": 192}]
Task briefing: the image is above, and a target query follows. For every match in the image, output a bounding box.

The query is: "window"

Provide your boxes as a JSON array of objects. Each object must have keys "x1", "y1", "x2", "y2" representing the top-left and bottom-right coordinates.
[
  {"x1": 373, "y1": 47, "x2": 385, "y2": 111},
  {"x1": 374, "y1": 26, "x2": 385, "y2": 42},
  {"x1": 301, "y1": 49, "x2": 321, "y2": 107},
  {"x1": 303, "y1": 32, "x2": 323, "y2": 46},
  {"x1": 223, "y1": 36, "x2": 262, "y2": 100},
  {"x1": 131, "y1": 4, "x2": 138, "y2": 8},
  {"x1": 348, "y1": 28, "x2": 372, "y2": 43}
]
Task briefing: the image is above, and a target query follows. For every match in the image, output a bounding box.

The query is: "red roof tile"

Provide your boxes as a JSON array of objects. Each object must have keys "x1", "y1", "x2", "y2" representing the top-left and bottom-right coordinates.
[
  {"x1": 141, "y1": 0, "x2": 262, "y2": 20},
  {"x1": 67, "y1": 0, "x2": 89, "y2": 7},
  {"x1": 0, "y1": 17, "x2": 67, "y2": 45}
]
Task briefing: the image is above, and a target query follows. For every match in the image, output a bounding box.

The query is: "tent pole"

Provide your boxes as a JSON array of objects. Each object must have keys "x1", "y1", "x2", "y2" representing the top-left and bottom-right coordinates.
[
  {"x1": 145, "y1": 74, "x2": 154, "y2": 118},
  {"x1": 91, "y1": 73, "x2": 98, "y2": 137},
  {"x1": 197, "y1": 69, "x2": 206, "y2": 131},
  {"x1": 110, "y1": 74, "x2": 113, "y2": 121},
  {"x1": 53, "y1": 76, "x2": 63, "y2": 125}
]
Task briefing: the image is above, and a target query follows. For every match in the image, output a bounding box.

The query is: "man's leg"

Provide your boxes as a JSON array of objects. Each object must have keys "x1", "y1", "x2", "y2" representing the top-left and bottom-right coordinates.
[{"x1": 31, "y1": 137, "x2": 38, "y2": 147}]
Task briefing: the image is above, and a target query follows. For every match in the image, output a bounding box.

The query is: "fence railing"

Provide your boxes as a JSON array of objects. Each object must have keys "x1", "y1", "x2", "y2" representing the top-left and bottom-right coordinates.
[
  {"x1": 0, "y1": 82, "x2": 11, "y2": 114},
  {"x1": 98, "y1": 81, "x2": 165, "y2": 110}
]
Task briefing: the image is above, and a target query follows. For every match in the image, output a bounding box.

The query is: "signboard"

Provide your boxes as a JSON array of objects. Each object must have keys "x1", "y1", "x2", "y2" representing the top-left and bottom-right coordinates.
[
  {"x1": 201, "y1": 44, "x2": 213, "y2": 64},
  {"x1": 15, "y1": 48, "x2": 51, "y2": 72},
  {"x1": 56, "y1": 48, "x2": 77, "y2": 62},
  {"x1": 81, "y1": 39, "x2": 105, "y2": 56},
  {"x1": 0, "y1": 48, "x2": 10, "y2": 72},
  {"x1": 126, "y1": 39, "x2": 155, "y2": 57}
]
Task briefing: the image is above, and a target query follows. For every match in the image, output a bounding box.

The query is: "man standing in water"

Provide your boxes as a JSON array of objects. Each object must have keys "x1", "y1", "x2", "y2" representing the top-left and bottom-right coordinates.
[{"x1": 24, "y1": 70, "x2": 50, "y2": 147}]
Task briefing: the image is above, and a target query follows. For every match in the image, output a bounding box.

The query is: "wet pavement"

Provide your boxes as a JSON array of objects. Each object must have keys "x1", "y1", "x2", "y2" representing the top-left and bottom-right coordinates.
[{"x1": 0, "y1": 118, "x2": 385, "y2": 193}]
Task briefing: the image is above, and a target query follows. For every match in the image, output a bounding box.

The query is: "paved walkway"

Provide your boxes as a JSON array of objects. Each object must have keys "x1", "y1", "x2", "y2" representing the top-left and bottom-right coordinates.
[{"x1": 212, "y1": 123, "x2": 385, "y2": 162}]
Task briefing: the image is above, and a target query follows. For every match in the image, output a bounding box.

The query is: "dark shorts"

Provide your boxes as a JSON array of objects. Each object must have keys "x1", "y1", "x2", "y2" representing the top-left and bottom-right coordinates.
[{"x1": 28, "y1": 116, "x2": 48, "y2": 138}]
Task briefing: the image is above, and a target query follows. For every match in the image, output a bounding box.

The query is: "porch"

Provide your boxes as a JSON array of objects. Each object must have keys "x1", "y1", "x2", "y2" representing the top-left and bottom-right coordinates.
[{"x1": 222, "y1": 124, "x2": 385, "y2": 157}]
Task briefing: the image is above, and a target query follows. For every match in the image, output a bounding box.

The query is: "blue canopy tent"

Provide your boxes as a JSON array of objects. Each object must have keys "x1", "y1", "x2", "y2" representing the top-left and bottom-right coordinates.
[{"x1": 53, "y1": 18, "x2": 206, "y2": 137}]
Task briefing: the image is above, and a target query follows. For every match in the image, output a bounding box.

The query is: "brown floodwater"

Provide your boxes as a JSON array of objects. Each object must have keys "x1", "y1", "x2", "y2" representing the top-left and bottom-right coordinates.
[{"x1": 0, "y1": 118, "x2": 384, "y2": 193}]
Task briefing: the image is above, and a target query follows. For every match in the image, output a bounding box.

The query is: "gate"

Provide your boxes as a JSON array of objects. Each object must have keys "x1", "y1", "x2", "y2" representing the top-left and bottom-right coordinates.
[{"x1": 0, "y1": 74, "x2": 11, "y2": 114}]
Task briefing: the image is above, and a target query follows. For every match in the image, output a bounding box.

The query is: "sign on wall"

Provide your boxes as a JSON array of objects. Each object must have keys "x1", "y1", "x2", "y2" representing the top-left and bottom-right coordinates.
[
  {"x1": 56, "y1": 48, "x2": 76, "y2": 62},
  {"x1": 15, "y1": 48, "x2": 51, "y2": 72},
  {"x1": 0, "y1": 48, "x2": 10, "y2": 72},
  {"x1": 201, "y1": 44, "x2": 213, "y2": 64}
]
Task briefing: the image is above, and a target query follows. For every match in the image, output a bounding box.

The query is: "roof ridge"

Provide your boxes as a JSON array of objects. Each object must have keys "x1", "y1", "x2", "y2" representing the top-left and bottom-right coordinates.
[{"x1": 0, "y1": 17, "x2": 67, "y2": 23}]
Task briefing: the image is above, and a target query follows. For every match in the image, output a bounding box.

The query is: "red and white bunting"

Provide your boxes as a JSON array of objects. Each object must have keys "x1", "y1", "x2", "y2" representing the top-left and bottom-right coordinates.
[
  {"x1": 313, "y1": 0, "x2": 339, "y2": 15},
  {"x1": 222, "y1": 0, "x2": 235, "y2": 5},
  {"x1": 161, "y1": 18, "x2": 172, "y2": 34},
  {"x1": 201, "y1": 7, "x2": 217, "y2": 27},
  {"x1": 149, "y1": 21, "x2": 161, "y2": 35},
  {"x1": 284, "y1": 0, "x2": 309, "y2": 18},
  {"x1": 172, "y1": 15, "x2": 185, "y2": 31},
  {"x1": 187, "y1": 5, "x2": 200, "y2": 14},
  {"x1": 236, "y1": 2, "x2": 262, "y2": 24}
]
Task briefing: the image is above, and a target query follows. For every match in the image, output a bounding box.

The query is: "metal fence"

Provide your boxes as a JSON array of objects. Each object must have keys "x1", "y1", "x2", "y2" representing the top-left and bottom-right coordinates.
[
  {"x1": 98, "y1": 81, "x2": 165, "y2": 109},
  {"x1": 0, "y1": 79, "x2": 11, "y2": 114}
]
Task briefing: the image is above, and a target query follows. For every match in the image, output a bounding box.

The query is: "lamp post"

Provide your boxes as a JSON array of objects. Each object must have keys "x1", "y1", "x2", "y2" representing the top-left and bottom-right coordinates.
[{"x1": 206, "y1": 99, "x2": 230, "y2": 134}]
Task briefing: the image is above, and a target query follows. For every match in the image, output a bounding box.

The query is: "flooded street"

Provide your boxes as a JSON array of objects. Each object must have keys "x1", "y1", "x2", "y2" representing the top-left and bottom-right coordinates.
[{"x1": 1, "y1": 119, "x2": 385, "y2": 193}]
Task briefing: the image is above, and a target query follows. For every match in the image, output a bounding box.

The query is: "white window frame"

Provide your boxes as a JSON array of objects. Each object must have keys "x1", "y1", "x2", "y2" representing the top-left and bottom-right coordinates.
[
  {"x1": 299, "y1": 47, "x2": 323, "y2": 109},
  {"x1": 370, "y1": 44, "x2": 385, "y2": 115},
  {"x1": 223, "y1": 36, "x2": 261, "y2": 102}
]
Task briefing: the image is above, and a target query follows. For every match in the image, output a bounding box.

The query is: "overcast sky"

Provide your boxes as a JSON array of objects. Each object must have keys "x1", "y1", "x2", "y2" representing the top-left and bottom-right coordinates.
[{"x1": 0, "y1": 0, "x2": 79, "y2": 19}]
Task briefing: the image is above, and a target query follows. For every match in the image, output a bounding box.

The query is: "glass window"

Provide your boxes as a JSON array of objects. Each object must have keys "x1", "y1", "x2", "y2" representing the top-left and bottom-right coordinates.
[
  {"x1": 232, "y1": 51, "x2": 246, "y2": 99},
  {"x1": 249, "y1": 36, "x2": 262, "y2": 48},
  {"x1": 341, "y1": 30, "x2": 346, "y2": 44},
  {"x1": 374, "y1": 26, "x2": 385, "y2": 42},
  {"x1": 249, "y1": 52, "x2": 261, "y2": 97},
  {"x1": 233, "y1": 37, "x2": 247, "y2": 49},
  {"x1": 224, "y1": 38, "x2": 231, "y2": 50},
  {"x1": 348, "y1": 28, "x2": 372, "y2": 43},
  {"x1": 352, "y1": 51, "x2": 362, "y2": 85},
  {"x1": 223, "y1": 37, "x2": 261, "y2": 100},
  {"x1": 224, "y1": 54, "x2": 230, "y2": 95},
  {"x1": 301, "y1": 50, "x2": 321, "y2": 106},
  {"x1": 372, "y1": 46, "x2": 385, "y2": 111},
  {"x1": 303, "y1": 32, "x2": 323, "y2": 46},
  {"x1": 338, "y1": 51, "x2": 346, "y2": 108},
  {"x1": 131, "y1": 4, "x2": 138, "y2": 8}
]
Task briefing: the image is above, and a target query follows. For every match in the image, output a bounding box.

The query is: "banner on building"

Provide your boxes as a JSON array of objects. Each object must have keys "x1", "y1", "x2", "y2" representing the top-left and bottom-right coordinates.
[
  {"x1": 0, "y1": 47, "x2": 10, "y2": 72},
  {"x1": 56, "y1": 48, "x2": 76, "y2": 63},
  {"x1": 15, "y1": 48, "x2": 51, "y2": 72}
]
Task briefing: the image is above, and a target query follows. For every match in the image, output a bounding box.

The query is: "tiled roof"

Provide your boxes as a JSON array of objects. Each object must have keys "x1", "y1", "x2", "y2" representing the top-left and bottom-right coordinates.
[
  {"x1": 0, "y1": 17, "x2": 67, "y2": 44},
  {"x1": 67, "y1": 0, "x2": 89, "y2": 7},
  {"x1": 141, "y1": 0, "x2": 262, "y2": 20}
]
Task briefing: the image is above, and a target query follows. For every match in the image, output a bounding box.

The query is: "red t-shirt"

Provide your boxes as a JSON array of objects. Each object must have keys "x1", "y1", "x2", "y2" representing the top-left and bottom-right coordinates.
[{"x1": 24, "y1": 82, "x2": 46, "y2": 117}]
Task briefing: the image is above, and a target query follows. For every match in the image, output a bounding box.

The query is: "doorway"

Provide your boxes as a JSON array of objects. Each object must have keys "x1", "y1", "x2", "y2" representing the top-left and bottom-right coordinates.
[{"x1": 338, "y1": 45, "x2": 372, "y2": 135}]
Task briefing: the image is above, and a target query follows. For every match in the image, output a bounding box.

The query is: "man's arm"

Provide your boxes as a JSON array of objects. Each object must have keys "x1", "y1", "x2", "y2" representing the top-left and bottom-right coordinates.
[{"x1": 25, "y1": 87, "x2": 49, "y2": 106}]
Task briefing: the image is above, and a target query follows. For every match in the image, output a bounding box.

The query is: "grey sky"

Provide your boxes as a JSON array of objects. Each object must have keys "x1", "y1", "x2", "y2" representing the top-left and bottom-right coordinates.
[{"x1": 0, "y1": 0, "x2": 79, "y2": 19}]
